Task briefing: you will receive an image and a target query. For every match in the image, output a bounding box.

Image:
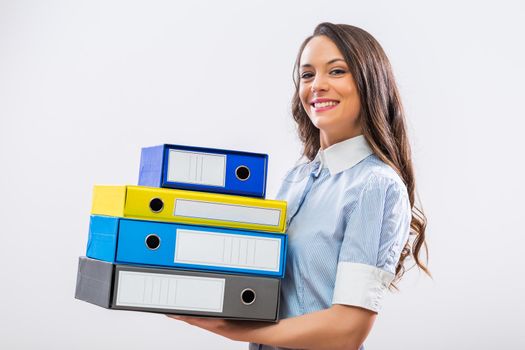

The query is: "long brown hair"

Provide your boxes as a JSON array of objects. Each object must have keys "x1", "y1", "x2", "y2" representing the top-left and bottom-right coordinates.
[{"x1": 292, "y1": 23, "x2": 430, "y2": 286}]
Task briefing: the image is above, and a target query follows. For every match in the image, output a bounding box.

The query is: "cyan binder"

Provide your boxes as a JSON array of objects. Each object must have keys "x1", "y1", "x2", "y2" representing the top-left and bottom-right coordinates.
[
  {"x1": 75, "y1": 257, "x2": 281, "y2": 322},
  {"x1": 87, "y1": 215, "x2": 287, "y2": 277},
  {"x1": 139, "y1": 144, "x2": 268, "y2": 198}
]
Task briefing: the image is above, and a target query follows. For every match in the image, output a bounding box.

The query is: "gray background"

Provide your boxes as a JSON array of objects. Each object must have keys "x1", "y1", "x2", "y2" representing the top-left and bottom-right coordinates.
[{"x1": 1, "y1": 0, "x2": 524, "y2": 349}]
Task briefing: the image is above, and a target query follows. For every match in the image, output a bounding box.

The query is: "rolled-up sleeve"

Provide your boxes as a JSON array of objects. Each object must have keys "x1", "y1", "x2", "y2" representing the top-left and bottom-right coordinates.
[{"x1": 332, "y1": 174, "x2": 411, "y2": 312}]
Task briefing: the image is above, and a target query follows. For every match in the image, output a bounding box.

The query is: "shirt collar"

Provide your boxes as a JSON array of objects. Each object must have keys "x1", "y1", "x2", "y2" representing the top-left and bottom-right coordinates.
[{"x1": 316, "y1": 135, "x2": 373, "y2": 176}]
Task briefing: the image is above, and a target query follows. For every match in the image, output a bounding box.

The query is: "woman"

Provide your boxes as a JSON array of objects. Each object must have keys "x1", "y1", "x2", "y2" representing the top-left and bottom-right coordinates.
[{"x1": 169, "y1": 22, "x2": 430, "y2": 350}]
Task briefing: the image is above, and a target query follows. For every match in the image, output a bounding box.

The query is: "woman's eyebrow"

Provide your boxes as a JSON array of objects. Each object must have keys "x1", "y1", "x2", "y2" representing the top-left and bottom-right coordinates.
[{"x1": 300, "y1": 58, "x2": 346, "y2": 68}]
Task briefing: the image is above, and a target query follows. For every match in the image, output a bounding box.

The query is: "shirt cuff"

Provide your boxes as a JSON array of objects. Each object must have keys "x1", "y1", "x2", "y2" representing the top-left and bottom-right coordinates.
[{"x1": 332, "y1": 262, "x2": 395, "y2": 313}]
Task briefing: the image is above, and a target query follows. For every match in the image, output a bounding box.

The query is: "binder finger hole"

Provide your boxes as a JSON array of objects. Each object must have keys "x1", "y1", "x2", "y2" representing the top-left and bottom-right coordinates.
[
  {"x1": 149, "y1": 198, "x2": 164, "y2": 213},
  {"x1": 145, "y1": 234, "x2": 161, "y2": 250},
  {"x1": 241, "y1": 288, "x2": 256, "y2": 305},
  {"x1": 235, "y1": 165, "x2": 250, "y2": 181}
]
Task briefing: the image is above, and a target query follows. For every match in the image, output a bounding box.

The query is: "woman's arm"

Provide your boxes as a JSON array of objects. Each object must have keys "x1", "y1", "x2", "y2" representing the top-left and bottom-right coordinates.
[{"x1": 168, "y1": 304, "x2": 376, "y2": 350}]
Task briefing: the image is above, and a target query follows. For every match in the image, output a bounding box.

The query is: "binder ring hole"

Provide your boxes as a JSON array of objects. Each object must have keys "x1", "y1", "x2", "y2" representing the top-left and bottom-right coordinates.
[
  {"x1": 145, "y1": 234, "x2": 161, "y2": 250},
  {"x1": 149, "y1": 198, "x2": 164, "y2": 213},
  {"x1": 241, "y1": 288, "x2": 256, "y2": 305},
  {"x1": 235, "y1": 166, "x2": 250, "y2": 181}
]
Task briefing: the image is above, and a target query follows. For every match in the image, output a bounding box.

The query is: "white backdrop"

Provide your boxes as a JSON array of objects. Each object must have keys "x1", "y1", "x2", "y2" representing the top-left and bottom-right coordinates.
[{"x1": 1, "y1": 0, "x2": 524, "y2": 349}]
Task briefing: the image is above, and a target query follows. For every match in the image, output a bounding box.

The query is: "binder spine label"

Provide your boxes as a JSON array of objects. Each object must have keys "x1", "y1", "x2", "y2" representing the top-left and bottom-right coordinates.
[
  {"x1": 173, "y1": 199, "x2": 281, "y2": 226},
  {"x1": 174, "y1": 229, "x2": 281, "y2": 272},
  {"x1": 116, "y1": 271, "x2": 225, "y2": 312},
  {"x1": 167, "y1": 150, "x2": 226, "y2": 187}
]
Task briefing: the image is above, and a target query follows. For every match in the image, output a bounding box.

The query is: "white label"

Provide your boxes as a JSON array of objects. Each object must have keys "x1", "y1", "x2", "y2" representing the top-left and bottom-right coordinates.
[
  {"x1": 167, "y1": 150, "x2": 226, "y2": 187},
  {"x1": 174, "y1": 199, "x2": 281, "y2": 226},
  {"x1": 116, "y1": 271, "x2": 225, "y2": 312},
  {"x1": 174, "y1": 229, "x2": 281, "y2": 272}
]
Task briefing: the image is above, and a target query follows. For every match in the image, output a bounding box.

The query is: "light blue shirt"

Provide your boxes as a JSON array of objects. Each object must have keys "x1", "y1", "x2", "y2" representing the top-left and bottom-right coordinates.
[{"x1": 250, "y1": 135, "x2": 411, "y2": 350}]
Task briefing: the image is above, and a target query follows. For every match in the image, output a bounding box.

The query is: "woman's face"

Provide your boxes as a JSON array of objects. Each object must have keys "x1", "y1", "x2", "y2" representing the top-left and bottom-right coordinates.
[{"x1": 299, "y1": 35, "x2": 362, "y2": 148}]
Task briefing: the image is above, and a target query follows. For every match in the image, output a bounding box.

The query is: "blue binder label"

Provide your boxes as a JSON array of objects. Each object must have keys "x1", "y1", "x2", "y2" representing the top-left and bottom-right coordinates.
[
  {"x1": 174, "y1": 229, "x2": 281, "y2": 272},
  {"x1": 167, "y1": 150, "x2": 226, "y2": 187}
]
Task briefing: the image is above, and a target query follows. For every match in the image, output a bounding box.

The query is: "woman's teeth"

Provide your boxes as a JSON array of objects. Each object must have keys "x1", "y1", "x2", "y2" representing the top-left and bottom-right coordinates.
[{"x1": 314, "y1": 101, "x2": 338, "y2": 108}]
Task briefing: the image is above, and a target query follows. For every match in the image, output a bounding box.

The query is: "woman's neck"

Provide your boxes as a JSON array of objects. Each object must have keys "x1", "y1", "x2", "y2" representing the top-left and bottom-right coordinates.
[{"x1": 319, "y1": 128, "x2": 363, "y2": 149}]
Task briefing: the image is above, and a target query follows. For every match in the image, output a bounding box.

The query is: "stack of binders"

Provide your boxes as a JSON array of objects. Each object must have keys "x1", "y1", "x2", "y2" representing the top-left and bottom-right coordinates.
[{"x1": 75, "y1": 144, "x2": 288, "y2": 322}]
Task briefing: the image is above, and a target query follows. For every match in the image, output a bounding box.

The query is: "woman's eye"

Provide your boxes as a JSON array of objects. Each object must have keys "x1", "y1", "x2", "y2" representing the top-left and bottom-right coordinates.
[
  {"x1": 300, "y1": 72, "x2": 314, "y2": 79},
  {"x1": 330, "y1": 69, "x2": 346, "y2": 75}
]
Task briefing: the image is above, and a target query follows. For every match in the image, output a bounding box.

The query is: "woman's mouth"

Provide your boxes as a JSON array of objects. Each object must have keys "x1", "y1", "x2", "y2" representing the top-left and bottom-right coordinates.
[{"x1": 311, "y1": 100, "x2": 339, "y2": 112}]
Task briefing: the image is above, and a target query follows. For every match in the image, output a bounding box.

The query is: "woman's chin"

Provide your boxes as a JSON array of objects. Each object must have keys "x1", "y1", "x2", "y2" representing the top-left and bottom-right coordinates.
[
  {"x1": 311, "y1": 118, "x2": 337, "y2": 133},
  {"x1": 310, "y1": 115, "x2": 333, "y2": 128}
]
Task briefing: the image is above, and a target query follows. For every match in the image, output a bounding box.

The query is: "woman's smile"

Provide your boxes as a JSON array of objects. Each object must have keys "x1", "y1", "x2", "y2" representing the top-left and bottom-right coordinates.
[{"x1": 310, "y1": 98, "x2": 340, "y2": 112}]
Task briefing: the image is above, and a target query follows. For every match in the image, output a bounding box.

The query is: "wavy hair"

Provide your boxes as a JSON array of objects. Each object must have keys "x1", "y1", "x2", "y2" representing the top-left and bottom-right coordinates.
[{"x1": 292, "y1": 23, "x2": 430, "y2": 286}]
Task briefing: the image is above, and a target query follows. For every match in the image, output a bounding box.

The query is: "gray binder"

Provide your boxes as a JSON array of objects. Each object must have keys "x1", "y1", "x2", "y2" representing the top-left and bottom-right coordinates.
[{"x1": 75, "y1": 257, "x2": 280, "y2": 321}]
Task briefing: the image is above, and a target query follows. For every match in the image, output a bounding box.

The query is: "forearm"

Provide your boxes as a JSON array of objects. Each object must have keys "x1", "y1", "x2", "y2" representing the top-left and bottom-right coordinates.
[{"x1": 240, "y1": 305, "x2": 375, "y2": 350}]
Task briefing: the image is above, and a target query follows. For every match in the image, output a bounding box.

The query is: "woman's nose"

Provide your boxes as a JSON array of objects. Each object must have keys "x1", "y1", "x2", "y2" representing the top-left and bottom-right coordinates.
[{"x1": 312, "y1": 75, "x2": 328, "y2": 93}]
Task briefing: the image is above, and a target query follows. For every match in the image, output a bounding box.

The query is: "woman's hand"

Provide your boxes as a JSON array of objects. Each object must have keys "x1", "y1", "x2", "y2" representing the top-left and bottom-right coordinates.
[{"x1": 166, "y1": 315, "x2": 269, "y2": 342}]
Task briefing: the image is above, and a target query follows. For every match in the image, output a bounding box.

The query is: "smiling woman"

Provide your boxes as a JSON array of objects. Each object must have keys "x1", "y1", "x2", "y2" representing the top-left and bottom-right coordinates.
[{"x1": 169, "y1": 22, "x2": 430, "y2": 350}]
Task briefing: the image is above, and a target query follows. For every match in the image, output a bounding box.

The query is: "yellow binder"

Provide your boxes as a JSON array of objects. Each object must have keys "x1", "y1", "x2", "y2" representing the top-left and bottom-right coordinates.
[{"x1": 91, "y1": 185, "x2": 287, "y2": 233}]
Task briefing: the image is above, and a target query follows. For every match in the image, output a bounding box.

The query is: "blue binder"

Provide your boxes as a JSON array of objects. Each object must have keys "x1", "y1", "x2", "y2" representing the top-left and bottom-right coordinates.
[
  {"x1": 87, "y1": 215, "x2": 287, "y2": 278},
  {"x1": 138, "y1": 144, "x2": 268, "y2": 198}
]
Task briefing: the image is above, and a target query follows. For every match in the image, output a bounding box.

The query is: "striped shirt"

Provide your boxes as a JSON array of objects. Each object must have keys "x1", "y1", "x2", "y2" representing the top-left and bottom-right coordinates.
[{"x1": 250, "y1": 135, "x2": 411, "y2": 350}]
